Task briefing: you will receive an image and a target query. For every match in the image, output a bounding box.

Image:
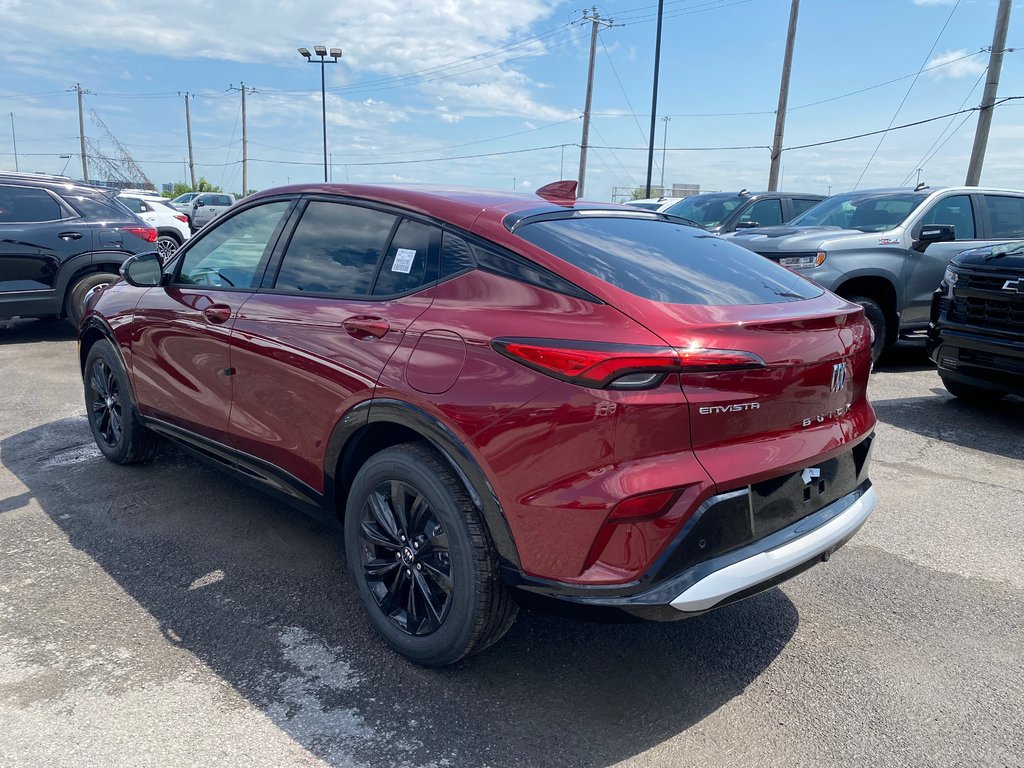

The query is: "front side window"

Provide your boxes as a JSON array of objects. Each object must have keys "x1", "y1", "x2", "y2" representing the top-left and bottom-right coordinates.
[
  {"x1": 664, "y1": 195, "x2": 743, "y2": 228},
  {"x1": 176, "y1": 200, "x2": 291, "y2": 288},
  {"x1": 274, "y1": 201, "x2": 397, "y2": 297},
  {"x1": 981, "y1": 195, "x2": 1024, "y2": 239},
  {"x1": 738, "y1": 198, "x2": 783, "y2": 227},
  {"x1": 792, "y1": 198, "x2": 822, "y2": 217},
  {"x1": 0, "y1": 186, "x2": 66, "y2": 223},
  {"x1": 514, "y1": 216, "x2": 823, "y2": 305},
  {"x1": 920, "y1": 195, "x2": 975, "y2": 239},
  {"x1": 120, "y1": 197, "x2": 144, "y2": 214}
]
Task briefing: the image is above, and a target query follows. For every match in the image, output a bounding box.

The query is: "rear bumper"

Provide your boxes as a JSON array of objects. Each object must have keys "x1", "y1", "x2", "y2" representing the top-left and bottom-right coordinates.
[{"x1": 513, "y1": 480, "x2": 877, "y2": 620}]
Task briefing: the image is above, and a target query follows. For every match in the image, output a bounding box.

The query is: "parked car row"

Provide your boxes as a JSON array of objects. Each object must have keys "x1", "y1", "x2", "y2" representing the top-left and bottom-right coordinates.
[
  {"x1": 626, "y1": 190, "x2": 825, "y2": 233},
  {"x1": 168, "y1": 191, "x2": 236, "y2": 230}
]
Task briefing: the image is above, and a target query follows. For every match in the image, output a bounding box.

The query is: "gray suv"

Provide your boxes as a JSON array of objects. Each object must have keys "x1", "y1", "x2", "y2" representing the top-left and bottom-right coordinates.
[{"x1": 728, "y1": 187, "x2": 1024, "y2": 359}]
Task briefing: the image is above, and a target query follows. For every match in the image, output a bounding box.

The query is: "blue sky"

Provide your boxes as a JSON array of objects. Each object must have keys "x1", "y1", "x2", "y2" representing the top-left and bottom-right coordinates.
[{"x1": 0, "y1": 0, "x2": 1020, "y2": 200}]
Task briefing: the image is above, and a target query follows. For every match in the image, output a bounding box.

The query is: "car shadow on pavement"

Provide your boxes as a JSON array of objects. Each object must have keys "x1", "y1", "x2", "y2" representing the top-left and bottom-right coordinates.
[
  {"x1": 0, "y1": 318, "x2": 77, "y2": 345},
  {"x1": 2, "y1": 417, "x2": 799, "y2": 768},
  {"x1": 871, "y1": 390, "x2": 1024, "y2": 461},
  {"x1": 873, "y1": 340, "x2": 932, "y2": 373}
]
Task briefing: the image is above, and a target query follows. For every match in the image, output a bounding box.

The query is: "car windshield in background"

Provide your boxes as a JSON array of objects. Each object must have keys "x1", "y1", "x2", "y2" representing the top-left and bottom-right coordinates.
[
  {"x1": 662, "y1": 195, "x2": 742, "y2": 227},
  {"x1": 514, "y1": 216, "x2": 823, "y2": 305},
  {"x1": 790, "y1": 192, "x2": 926, "y2": 232}
]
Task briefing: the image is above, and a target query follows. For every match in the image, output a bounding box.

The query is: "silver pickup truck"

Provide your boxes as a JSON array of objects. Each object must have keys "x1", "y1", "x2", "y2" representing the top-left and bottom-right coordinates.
[{"x1": 727, "y1": 186, "x2": 1024, "y2": 360}]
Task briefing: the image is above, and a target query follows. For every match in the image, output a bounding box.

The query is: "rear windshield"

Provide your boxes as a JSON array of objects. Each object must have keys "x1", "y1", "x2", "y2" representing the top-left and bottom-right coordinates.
[{"x1": 514, "y1": 216, "x2": 823, "y2": 305}]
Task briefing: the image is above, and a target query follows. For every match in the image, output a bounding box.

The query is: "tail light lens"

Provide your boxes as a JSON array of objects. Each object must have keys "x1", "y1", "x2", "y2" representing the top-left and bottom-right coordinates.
[
  {"x1": 492, "y1": 338, "x2": 765, "y2": 390},
  {"x1": 174, "y1": 214, "x2": 189, "y2": 223},
  {"x1": 124, "y1": 226, "x2": 158, "y2": 243}
]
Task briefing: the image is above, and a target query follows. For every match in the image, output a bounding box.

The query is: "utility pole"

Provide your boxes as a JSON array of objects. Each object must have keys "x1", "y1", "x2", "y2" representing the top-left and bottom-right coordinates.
[
  {"x1": 768, "y1": 0, "x2": 800, "y2": 191},
  {"x1": 966, "y1": 0, "x2": 1012, "y2": 186},
  {"x1": 644, "y1": 0, "x2": 665, "y2": 197},
  {"x1": 7, "y1": 113, "x2": 17, "y2": 172},
  {"x1": 659, "y1": 116, "x2": 671, "y2": 192},
  {"x1": 230, "y1": 82, "x2": 256, "y2": 195},
  {"x1": 180, "y1": 92, "x2": 197, "y2": 190},
  {"x1": 74, "y1": 83, "x2": 89, "y2": 182},
  {"x1": 577, "y1": 8, "x2": 615, "y2": 198}
]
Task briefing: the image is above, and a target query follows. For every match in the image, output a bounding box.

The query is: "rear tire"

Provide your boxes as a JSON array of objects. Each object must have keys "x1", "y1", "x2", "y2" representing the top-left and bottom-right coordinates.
[
  {"x1": 65, "y1": 272, "x2": 119, "y2": 329},
  {"x1": 84, "y1": 340, "x2": 160, "y2": 464},
  {"x1": 156, "y1": 233, "x2": 181, "y2": 260},
  {"x1": 847, "y1": 295, "x2": 887, "y2": 364},
  {"x1": 940, "y1": 375, "x2": 1007, "y2": 403},
  {"x1": 344, "y1": 443, "x2": 517, "y2": 666}
]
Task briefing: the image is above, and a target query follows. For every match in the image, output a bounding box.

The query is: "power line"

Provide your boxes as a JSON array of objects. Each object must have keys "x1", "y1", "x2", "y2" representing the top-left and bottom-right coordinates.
[{"x1": 853, "y1": 0, "x2": 961, "y2": 189}]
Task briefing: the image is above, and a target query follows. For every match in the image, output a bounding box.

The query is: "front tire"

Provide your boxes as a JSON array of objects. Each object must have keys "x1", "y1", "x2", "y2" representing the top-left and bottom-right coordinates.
[
  {"x1": 65, "y1": 272, "x2": 119, "y2": 329},
  {"x1": 940, "y1": 375, "x2": 1007, "y2": 403},
  {"x1": 84, "y1": 340, "x2": 160, "y2": 464},
  {"x1": 847, "y1": 295, "x2": 888, "y2": 364},
  {"x1": 344, "y1": 443, "x2": 517, "y2": 666}
]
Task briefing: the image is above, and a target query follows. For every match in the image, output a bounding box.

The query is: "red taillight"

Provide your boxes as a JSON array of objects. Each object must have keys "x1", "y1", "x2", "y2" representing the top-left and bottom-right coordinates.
[
  {"x1": 124, "y1": 226, "x2": 158, "y2": 243},
  {"x1": 174, "y1": 214, "x2": 188, "y2": 223},
  {"x1": 492, "y1": 338, "x2": 765, "y2": 389}
]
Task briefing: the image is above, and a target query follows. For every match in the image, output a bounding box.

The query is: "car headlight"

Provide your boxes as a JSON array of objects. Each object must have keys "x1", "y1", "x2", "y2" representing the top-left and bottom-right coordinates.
[
  {"x1": 779, "y1": 251, "x2": 826, "y2": 269},
  {"x1": 943, "y1": 266, "x2": 959, "y2": 286}
]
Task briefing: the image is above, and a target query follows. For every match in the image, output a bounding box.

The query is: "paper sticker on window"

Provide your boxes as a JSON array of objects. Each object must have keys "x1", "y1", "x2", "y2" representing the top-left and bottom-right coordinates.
[{"x1": 392, "y1": 248, "x2": 416, "y2": 274}]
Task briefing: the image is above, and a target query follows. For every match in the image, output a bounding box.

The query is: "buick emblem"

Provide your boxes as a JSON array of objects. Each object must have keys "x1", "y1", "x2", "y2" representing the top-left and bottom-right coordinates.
[
  {"x1": 1003, "y1": 279, "x2": 1023, "y2": 294},
  {"x1": 829, "y1": 362, "x2": 848, "y2": 394}
]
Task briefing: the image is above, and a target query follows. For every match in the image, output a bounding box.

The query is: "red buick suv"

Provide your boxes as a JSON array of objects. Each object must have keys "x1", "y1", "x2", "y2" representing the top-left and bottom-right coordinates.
[{"x1": 79, "y1": 182, "x2": 877, "y2": 666}]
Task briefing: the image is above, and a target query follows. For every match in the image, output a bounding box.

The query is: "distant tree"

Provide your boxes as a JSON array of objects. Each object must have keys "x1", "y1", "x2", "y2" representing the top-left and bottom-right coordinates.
[
  {"x1": 630, "y1": 187, "x2": 648, "y2": 200},
  {"x1": 162, "y1": 177, "x2": 224, "y2": 198}
]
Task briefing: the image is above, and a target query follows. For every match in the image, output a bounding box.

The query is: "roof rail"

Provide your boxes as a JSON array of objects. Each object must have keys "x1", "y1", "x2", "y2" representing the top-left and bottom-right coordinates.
[{"x1": 0, "y1": 170, "x2": 73, "y2": 182}]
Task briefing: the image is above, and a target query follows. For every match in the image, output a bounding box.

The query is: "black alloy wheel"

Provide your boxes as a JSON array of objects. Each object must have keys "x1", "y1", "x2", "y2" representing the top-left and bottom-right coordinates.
[
  {"x1": 358, "y1": 479, "x2": 454, "y2": 636},
  {"x1": 83, "y1": 340, "x2": 160, "y2": 464},
  {"x1": 89, "y1": 357, "x2": 124, "y2": 448},
  {"x1": 344, "y1": 443, "x2": 518, "y2": 666}
]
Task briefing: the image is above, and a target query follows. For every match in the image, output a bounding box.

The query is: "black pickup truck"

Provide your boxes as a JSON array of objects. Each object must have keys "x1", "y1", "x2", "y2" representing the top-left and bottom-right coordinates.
[{"x1": 928, "y1": 241, "x2": 1024, "y2": 400}]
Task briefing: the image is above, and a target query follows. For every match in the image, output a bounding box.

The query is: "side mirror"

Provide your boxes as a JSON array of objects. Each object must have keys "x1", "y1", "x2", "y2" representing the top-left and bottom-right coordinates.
[
  {"x1": 913, "y1": 224, "x2": 955, "y2": 252},
  {"x1": 194, "y1": 199, "x2": 206, "y2": 208},
  {"x1": 735, "y1": 221, "x2": 759, "y2": 229},
  {"x1": 120, "y1": 251, "x2": 165, "y2": 287}
]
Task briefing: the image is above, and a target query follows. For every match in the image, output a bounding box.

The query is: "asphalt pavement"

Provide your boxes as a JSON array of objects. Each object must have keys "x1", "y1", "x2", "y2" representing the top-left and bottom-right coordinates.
[{"x1": 1, "y1": 319, "x2": 1021, "y2": 768}]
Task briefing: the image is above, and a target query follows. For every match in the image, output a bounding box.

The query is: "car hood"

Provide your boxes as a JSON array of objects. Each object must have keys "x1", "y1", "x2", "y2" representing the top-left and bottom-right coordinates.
[
  {"x1": 729, "y1": 226, "x2": 887, "y2": 255},
  {"x1": 953, "y1": 242, "x2": 1024, "y2": 271}
]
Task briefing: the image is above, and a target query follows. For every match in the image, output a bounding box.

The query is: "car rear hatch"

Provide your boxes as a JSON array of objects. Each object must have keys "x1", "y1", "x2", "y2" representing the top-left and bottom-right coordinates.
[{"x1": 508, "y1": 212, "x2": 876, "y2": 493}]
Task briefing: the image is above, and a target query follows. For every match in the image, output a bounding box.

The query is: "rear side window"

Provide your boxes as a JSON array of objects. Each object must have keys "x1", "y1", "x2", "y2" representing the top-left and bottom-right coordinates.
[
  {"x1": 514, "y1": 217, "x2": 823, "y2": 305},
  {"x1": 372, "y1": 219, "x2": 436, "y2": 296},
  {"x1": 275, "y1": 201, "x2": 397, "y2": 297},
  {"x1": 0, "y1": 186, "x2": 65, "y2": 223},
  {"x1": 981, "y1": 195, "x2": 1024, "y2": 239},
  {"x1": 440, "y1": 231, "x2": 475, "y2": 278},
  {"x1": 213, "y1": 195, "x2": 233, "y2": 206}
]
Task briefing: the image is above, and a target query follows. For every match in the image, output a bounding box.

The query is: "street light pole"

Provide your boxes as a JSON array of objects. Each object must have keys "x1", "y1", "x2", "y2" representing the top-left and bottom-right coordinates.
[
  {"x1": 8, "y1": 113, "x2": 17, "y2": 172},
  {"x1": 299, "y1": 45, "x2": 342, "y2": 183}
]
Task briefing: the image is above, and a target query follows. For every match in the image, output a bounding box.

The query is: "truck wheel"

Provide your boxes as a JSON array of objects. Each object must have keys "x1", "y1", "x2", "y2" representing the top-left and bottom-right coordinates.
[
  {"x1": 344, "y1": 443, "x2": 518, "y2": 666},
  {"x1": 848, "y1": 295, "x2": 887, "y2": 364},
  {"x1": 65, "y1": 272, "x2": 120, "y2": 329},
  {"x1": 940, "y1": 375, "x2": 1006, "y2": 403}
]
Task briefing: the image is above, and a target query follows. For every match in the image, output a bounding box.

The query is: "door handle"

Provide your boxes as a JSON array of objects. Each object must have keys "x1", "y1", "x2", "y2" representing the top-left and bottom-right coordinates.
[
  {"x1": 202, "y1": 304, "x2": 232, "y2": 324},
  {"x1": 58, "y1": 231, "x2": 83, "y2": 241},
  {"x1": 343, "y1": 316, "x2": 390, "y2": 340}
]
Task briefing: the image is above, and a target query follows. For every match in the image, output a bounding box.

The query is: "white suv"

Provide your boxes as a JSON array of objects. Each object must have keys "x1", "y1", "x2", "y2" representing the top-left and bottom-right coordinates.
[
  {"x1": 190, "y1": 192, "x2": 236, "y2": 228},
  {"x1": 118, "y1": 193, "x2": 191, "y2": 259}
]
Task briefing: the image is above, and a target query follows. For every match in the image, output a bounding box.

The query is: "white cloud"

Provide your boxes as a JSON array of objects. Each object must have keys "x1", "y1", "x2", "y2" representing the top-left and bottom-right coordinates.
[{"x1": 925, "y1": 49, "x2": 987, "y2": 79}]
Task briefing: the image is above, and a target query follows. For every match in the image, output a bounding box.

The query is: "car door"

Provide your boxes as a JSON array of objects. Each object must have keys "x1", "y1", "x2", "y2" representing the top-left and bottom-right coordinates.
[
  {"x1": 130, "y1": 199, "x2": 294, "y2": 444},
  {"x1": 191, "y1": 194, "x2": 213, "y2": 228},
  {"x1": 0, "y1": 184, "x2": 89, "y2": 298},
  {"x1": 227, "y1": 199, "x2": 439, "y2": 494},
  {"x1": 903, "y1": 193, "x2": 990, "y2": 326}
]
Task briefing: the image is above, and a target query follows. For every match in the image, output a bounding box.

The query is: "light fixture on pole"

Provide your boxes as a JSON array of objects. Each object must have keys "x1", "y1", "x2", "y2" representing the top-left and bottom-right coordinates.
[
  {"x1": 8, "y1": 112, "x2": 18, "y2": 172},
  {"x1": 660, "y1": 116, "x2": 671, "y2": 193},
  {"x1": 299, "y1": 45, "x2": 342, "y2": 182}
]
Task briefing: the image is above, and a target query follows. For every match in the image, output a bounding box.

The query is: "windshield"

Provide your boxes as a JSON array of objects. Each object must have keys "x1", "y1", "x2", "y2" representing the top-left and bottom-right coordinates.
[
  {"x1": 662, "y1": 195, "x2": 743, "y2": 228},
  {"x1": 790, "y1": 192, "x2": 926, "y2": 232}
]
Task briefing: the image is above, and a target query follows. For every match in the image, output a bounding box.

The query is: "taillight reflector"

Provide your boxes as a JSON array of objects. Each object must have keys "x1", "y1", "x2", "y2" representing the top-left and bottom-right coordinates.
[
  {"x1": 124, "y1": 226, "x2": 158, "y2": 243},
  {"x1": 492, "y1": 338, "x2": 765, "y2": 389},
  {"x1": 607, "y1": 489, "x2": 679, "y2": 522}
]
